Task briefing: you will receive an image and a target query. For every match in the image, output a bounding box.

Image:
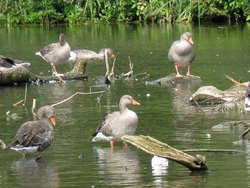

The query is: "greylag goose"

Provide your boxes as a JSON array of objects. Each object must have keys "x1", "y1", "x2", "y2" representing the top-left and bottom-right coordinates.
[
  {"x1": 168, "y1": 32, "x2": 195, "y2": 78},
  {"x1": 69, "y1": 48, "x2": 115, "y2": 62},
  {"x1": 10, "y1": 105, "x2": 56, "y2": 158},
  {"x1": 0, "y1": 54, "x2": 30, "y2": 70},
  {"x1": 69, "y1": 48, "x2": 116, "y2": 85},
  {"x1": 35, "y1": 33, "x2": 71, "y2": 75},
  {"x1": 92, "y1": 95, "x2": 140, "y2": 149}
]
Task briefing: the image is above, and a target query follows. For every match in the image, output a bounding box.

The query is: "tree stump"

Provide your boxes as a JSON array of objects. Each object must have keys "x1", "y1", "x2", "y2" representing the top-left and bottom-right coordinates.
[{"x1": 122, "y1": 135, "x2": 208, "y2": 171}]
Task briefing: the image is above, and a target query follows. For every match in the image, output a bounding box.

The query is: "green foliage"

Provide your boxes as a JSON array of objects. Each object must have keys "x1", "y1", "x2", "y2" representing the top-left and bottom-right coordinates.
[{"x1": 0, "y1": 0, "x2": 249, "y2": 25}]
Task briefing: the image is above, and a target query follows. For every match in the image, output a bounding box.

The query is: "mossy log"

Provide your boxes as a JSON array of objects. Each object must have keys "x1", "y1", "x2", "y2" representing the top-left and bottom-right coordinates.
[
  {"x1": 145, "y1": 73, "x2": 202, "y2": 86},
  {"x1": 0, "y1": 60, "x2": 88, "y2": 85},
  {"x1": 0, "y1": 66, "x2": 31, "y2": 85},
  {"x1": 122, "y1": 135, "x2": 207, "y2": 171}
]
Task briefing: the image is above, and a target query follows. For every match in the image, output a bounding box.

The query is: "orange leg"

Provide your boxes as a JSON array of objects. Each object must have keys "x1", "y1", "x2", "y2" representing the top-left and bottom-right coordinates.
[
  {"x1": 186, "y1": 64, "x2": 193, "y2": 77},
  {"x1": 123, "y1": 142, "x2": 128, "y2": 149},
  {"x1": 109, "y1": 140, "x2": 115, "y2": 150},
  {"x1": 175, "y1": 65, "x2": 183, "y2": 78}
]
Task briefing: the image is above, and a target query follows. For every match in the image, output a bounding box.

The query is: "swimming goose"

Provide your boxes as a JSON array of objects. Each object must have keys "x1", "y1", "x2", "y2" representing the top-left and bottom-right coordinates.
[
  {"x1": 92, "y1": 95, "x2": 140, "y2": 149},
  {"x1": 35, "y1": 33, "x2": 71, "y2": 74},
  {"x1": 10, "y1": 105, "x2": 57, "y2": 158},
  {"x1": 168, "y1": 32, "x2": 195, "y2": 78},
  {"x1": 0, "y1": 54, "x2": 30, "y2": 70}
]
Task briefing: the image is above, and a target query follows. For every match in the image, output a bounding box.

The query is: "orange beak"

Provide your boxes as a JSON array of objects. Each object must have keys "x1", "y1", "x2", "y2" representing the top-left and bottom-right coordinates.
[
  {"x1": 50, "y1": 116, "x2": 57, "y2": 126},
  {"x1": 132, "y1": 99, "x2": 140, "y2": 106},
  {"x1": 188, "y1": 37, "x2": 194, "y2": 45}
]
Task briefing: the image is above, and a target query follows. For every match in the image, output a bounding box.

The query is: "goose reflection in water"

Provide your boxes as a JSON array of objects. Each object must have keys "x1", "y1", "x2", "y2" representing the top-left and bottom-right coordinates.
[
  {"x1": 11, "y1": 158, "x2": 60, "y2": 188},
  {"x1": 94, "y1": 147, "x2": 141, "y2": 186},
  {"x1": 151, "y1": 155, "x2": 169, "y2": 187}
]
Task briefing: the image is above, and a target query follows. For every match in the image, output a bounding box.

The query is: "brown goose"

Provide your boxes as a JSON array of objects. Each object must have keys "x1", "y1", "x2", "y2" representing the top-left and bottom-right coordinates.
[
  {"x1": 35, "y1": 33, "x2": 71, "y2": 74},
  {"x1": 168, "y1": 32, "x2": 195, "y2": 78},
  {"x1": 92, "y1": 95, "x2": 140, "y2": 149},
  {"x1": 0, "y1": 54, "x2": 30, "y2": 70},
  {"x1": 10, "y1": 105, "x2": 56, "y2": 158}
]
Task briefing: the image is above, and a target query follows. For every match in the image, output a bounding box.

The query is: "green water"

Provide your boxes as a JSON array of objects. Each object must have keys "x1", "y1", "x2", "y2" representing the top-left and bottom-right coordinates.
[{"x1": 0, "y1": 23, "x2": 250, "y2": 187}]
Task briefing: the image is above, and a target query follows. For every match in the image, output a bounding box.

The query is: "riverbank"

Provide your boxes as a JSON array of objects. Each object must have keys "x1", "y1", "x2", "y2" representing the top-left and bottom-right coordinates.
[{"x1": 0, "y1": 0, "x2": 249, "y2": 25}]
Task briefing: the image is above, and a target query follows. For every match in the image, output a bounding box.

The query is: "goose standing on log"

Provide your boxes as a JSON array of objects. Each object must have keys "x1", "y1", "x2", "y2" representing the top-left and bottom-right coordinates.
[
  {"x1": 0, "y1": 54, "x2": 30, "y2": 70},
  {"x1": 10, "y1": 105, "x2": 57, "y2": 159},
  {"x1": 36, "y1": 33, "x2": 71, "y2": 75},
  {"x1": 92, "y1": 95, "x2": 140, "y2": 150},
  {"x1": 168, "y1": 32, "x2": 195, "y2": 78}
]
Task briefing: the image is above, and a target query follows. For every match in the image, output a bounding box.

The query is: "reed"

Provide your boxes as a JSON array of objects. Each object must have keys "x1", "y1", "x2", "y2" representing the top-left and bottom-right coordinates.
[{"x1": 0, "y1": 0, "x2": 249, "y2": 25}]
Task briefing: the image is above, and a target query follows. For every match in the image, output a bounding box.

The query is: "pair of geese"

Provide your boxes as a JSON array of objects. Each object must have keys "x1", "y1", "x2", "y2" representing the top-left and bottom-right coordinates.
[
  {"x1": 1, "y1": 33, "x2": 116, "y2": 83},
  {"x1": 9, "y1": 32, "x2": 195, "y2": 158}
]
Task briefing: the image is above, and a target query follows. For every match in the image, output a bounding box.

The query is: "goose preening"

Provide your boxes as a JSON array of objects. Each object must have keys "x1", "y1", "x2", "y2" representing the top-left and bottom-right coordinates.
[
  {"x1": 92, "y1": 95, "x2": 140, "y2": 149},
  {"x1": 10, "y1": 105, "x2": 57, "y2": 159},
  {"x1": 168, "y1": 32, "x2": 195, "y2": 78},
  {"x1": 69, "y1": 48, "x2": 116, "y2": 86},
  {"x1": 35, "y1": 33, "x2": 71, "y2": 75},
  {"x1": 68, "y1": 48, "x2": 115, "y2": 62},
  {"x1": 0, "y1": 54, "x2": 30, "y2": 70}
]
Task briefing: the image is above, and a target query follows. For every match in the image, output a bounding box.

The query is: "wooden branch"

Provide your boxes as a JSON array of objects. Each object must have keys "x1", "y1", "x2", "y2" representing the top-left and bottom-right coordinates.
[
  {"x1": 51, "y1": 90, "x2": 106, "y2": 107},
  {"x1": 241, "y1": 127, "x2": 250, "y2": 139},
  {"x1": 122, "y1": 135, "x2": 207, "y2": 171}
]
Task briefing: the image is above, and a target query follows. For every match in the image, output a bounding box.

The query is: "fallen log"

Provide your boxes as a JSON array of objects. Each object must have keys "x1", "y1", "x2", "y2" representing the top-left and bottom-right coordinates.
[
  {"x1": 0, "y1": 60, "x2": 88, "y2": 86},
  {"x1": 0, "y1": 66, "x2": 31, "y2": 85},
  {"x1": 145, "y1": 73, "x2": 202, "y2": 86},
  {"x1": 121, "y1": 135, "x2": 208, "y2": 171}
]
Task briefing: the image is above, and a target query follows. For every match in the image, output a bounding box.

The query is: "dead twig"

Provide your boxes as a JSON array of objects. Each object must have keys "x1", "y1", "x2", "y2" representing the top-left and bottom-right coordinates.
[
  {"x1": 224, "y1": 75, "x2": 248, "y2": 87},
  {"x1": 13, "y1": 100, "x2": 24, "y2": 106},
  {"x1": 13, "y1": 83, "x2": 28, "y2": 107},
  {"x1": 23, "y1": 83, "x2": 28, "y2": 106},
  {"x1": 51, "y1": 90, "x2": 106, "y2": 107},
  {"x1": 32, "y1": 98, "x2": 37, "y2": 117},
  {"x1": 52, "y1": 70, "x2": 66, "y2": 84},
  {"x1": 241, "y1": 127, "x2": 250, "y2": 139},
  {"x1": 188, "y1": 90, "x2": 204, "y2": 113}
]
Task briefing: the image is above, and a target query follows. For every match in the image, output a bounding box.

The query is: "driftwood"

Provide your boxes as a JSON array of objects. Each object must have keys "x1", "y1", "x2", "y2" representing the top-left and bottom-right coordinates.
[
  {"x1": 212, "y1": 120, "x2": 250, "y2": 138},
  {"x1": 0, "y1": 60, "x2": 88, "y2": 86},
  {"x1": 145, "y1": 74, "x2": 202, "y2": 86},
  {"x1": 121, "y1": 135, "x2": 207, "y2": 171},
  {"x1": 190, "y1": 85, "x2": 246, "y2": 105}
]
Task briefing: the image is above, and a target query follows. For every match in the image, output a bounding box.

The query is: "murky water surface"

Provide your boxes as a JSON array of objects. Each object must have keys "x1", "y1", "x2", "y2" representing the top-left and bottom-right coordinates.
[{"x1": 0, "y1": 23, "x2": 250, "y2": 187}]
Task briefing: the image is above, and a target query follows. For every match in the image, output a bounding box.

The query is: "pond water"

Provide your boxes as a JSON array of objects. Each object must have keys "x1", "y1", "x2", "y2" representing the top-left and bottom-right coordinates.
[{"x1": 0, "y1": 23, "x2": 250, "y2": 187}]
